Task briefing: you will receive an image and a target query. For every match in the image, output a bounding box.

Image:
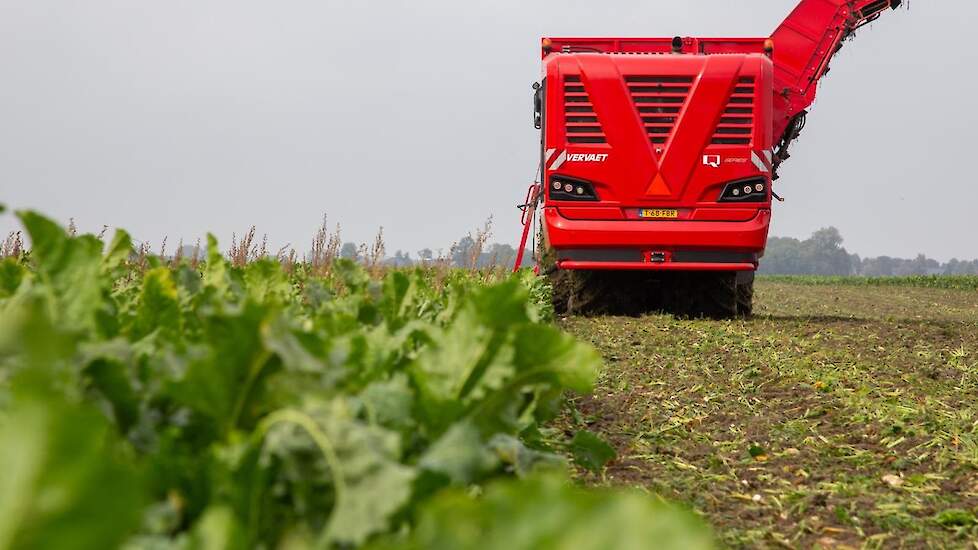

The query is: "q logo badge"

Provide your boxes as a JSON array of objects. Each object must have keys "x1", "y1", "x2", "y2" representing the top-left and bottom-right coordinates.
[{"x1": 703, "y1": 155, "x2": 721, "y2": 168}]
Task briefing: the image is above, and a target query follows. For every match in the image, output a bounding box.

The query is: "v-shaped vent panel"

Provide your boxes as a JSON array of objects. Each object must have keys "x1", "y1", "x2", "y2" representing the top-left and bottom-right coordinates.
[
  {"x1": 625, "y1": 75, "x2": 694, "y2": 145},
  {"x1": 712, "y1": 76, "x2": 756, "y2": 145},
  {"x1": 564, "y1": 75, "x2": 607, "y2": 144}
]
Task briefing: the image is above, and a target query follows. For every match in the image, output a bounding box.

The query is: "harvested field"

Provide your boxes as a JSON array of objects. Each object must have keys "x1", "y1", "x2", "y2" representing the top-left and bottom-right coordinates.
[{"x1": 560, "y1": 279, "x2": 978, "y2": 548}]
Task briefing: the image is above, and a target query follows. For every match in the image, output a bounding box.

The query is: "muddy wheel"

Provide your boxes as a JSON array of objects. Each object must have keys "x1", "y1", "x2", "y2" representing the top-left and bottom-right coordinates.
[
  {"x1": 705, "y1": 272, "x2": 739, "y2": 319},
  {"x1": 736, "y1": 272, "x2": 755, "y2": 318},
  {"x1": 664, "y1": 272, "x2": 738, "y2": 319},
  {"x1": 548, "y1": 268, "x2": 742, "y2": 318},
  {"x1": 539, "y1": 242, "x2": 630, "y2": 317},
  {"x1": 549, "y1": 269, "x2": 658, "y2": 317}
]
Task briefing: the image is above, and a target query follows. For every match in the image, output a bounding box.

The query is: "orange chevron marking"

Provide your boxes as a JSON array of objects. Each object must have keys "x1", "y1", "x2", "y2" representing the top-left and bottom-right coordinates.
[{"x1": 645, "y1": 173, "x2": 671, "y2": 196}]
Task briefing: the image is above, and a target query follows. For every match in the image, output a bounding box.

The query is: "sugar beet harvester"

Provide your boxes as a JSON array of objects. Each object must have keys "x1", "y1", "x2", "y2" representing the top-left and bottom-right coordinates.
[{"x1": 514, "y1": 0, "x2": 903, "y2": 317}]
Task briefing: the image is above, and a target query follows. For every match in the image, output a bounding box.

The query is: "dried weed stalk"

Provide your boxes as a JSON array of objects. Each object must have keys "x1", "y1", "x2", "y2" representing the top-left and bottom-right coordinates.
[
  {"x1": 1, "y1": 231, "x2": 24, "y2": 259},
  {"x1": 310, "y1": 215, "x2": 341, "y2": 276},
  {"x1": 136, "y1": 241, "x2": 151, "y2": 272},
  {"x1": 367, "y1": 227, "x2": 386, "y2": 277},
  {"x1": 190, "y1": 239, "x2": 202, "y2": 270},
  {"x1": 431, "y1": 246, "x2": 453, "y2": 291},
  {"x1": 229, "y1": 227, "x2": 259, "y2": 267},
  {"x1": 468, "y1": 217, "x2": 493, "y2": 270},
  {"x1": 227, "y1": 227, "x2": 271, "y2": 267},
  {"x1": 160, "y1": 236, "x2": 168, "y2": 262},
  {"x1": 277, "y1": 245, "x2": 298, "y2": 274},
  {"x1": 172, "y1": 239, "x2": 184, "y2": 267}
]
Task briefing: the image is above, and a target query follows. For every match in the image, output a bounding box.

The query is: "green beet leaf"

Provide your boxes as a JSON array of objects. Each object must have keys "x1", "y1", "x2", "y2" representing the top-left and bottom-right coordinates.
[
  {"x1": 419, "y1": 421, "x2": 500, "y2": 485},
  {"x1": 510, "y1": 324, "x2": 599, "y2": 394},
  {"x1": 18, "y1": 211, "x2": 104, "y2": 332},
  {"x1": 203, "y1": 234, "x2": 230, "y2": 296},
  {"x1": 244, "y1": 259, "x2": 292, "y2": 304},
  {"x1": 359, "y1": 373, "x2": 416, "y2": 433},
  {"x1": 79, "y1": 339, "x2": 142, "y2": 435},
  {"x1": 0, "y1": 290, "x2": 80, "y2": 393},
  {"x1": 487, "y1": 434, "x2": 564, "y2": 477},
  {"x1": 256, "y1": 400, "x2": 416, "y2": 547},
  {"x1": 372, "y1": 474, "x2": 714, "y2": 550},
  {"x1": 569, "y1": 430, "x2": 617, "y2": 473},
  {"x1": 133, "y1": 267, "x2": 181, "y2": 340},
  {"x1": 170, "y1": 301, "x2": 274, "y2": 435},
  {"x1": 0, "y1": 397, "x2": 144, "y2": 550},
  {"x1": 0, "y1": 258, "x2": 27, "y2": 300},
  {"x1": 186, "y1": 507, "x2": 247, "y2": 550},
  {"x1": 378, "y1": 270, "x2": 414, "y2": 329},
  {"x1": 0, "y1": 211, "x2": 712, "y2": 550},
  {"x1": 409, "y1": 281, "x2": 530, "y2": 434},
  {"x1": 101, "y1": 229, "x2": 133, "y2": 275}
]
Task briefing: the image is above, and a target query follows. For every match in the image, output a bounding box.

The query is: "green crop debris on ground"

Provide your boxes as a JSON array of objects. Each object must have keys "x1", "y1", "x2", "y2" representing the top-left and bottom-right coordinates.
[
  {"x1": 560, "y1": 279, "x2": 978, "y2": 548},
  {"x1": 760, "y1": 274, "x2": 978, "y2": 291}
]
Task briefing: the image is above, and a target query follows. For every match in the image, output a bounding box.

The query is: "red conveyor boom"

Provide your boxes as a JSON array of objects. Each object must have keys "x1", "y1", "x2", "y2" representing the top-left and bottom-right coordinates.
[{"x1": 770, "y1": 0, "x2": 903, "y2": 164}]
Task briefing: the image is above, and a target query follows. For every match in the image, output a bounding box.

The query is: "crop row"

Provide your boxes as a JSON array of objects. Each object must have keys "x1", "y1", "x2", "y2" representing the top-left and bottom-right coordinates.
[
  {"x1": 0, "y1": 211, "x2": 710, "y2": 550},
  {"x1": 759, "y1": 274, "x2": 978, "y2": 291}
]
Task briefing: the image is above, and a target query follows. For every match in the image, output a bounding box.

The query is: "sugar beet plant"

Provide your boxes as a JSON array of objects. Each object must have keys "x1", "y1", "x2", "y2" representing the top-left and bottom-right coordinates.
[{"x1": 0, "y1": 211, "x2": 711, "y2": 550}]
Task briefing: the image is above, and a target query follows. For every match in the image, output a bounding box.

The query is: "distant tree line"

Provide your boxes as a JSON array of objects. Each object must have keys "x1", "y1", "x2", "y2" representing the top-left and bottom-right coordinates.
[{"x1": 759, "y1": 227, "x2": 978, "y2": 276}]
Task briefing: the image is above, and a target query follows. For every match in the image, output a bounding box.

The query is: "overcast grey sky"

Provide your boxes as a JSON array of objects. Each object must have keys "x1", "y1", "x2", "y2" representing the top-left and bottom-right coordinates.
[{"x1": 0, "y1": 1, "x2": 973, "y2": 261}]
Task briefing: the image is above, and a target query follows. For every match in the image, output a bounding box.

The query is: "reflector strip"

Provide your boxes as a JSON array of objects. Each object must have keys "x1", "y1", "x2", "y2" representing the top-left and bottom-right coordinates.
[
  {"x1": 550, "y1": 150, "x2": 568, "y2": 171},
  {"x1": 751, "y1": 151, "x2": 769, "y2": 173},
  {"x1": 545, "y1": 148, "x2": 557, "y2": 163}
]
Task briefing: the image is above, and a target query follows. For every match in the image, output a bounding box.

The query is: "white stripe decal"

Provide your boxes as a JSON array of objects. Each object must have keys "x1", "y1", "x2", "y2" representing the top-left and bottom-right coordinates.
[
  {"x1": 549, "y1": 150, "x2": 568, "y2": 171},
  {"x1": 763, "y1": 150, "x2": 773, "y2": 164},
  {"x1": 544, "y1": 148, "x2": 557, "y2": 163},
  {"x1": 751, "y1": 151, "x2": 769, "y2": 173}
]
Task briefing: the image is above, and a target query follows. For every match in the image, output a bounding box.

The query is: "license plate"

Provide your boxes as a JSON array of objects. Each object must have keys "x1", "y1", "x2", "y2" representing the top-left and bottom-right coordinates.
[{"x1": 640, "y1": 209, "x2": 679, "y2": 219}]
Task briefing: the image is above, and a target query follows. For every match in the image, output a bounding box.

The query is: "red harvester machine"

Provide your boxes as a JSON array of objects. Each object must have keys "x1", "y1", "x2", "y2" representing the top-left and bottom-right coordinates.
[{"x1": 515, "y1": 0, "x2": 904, "y2": 317}]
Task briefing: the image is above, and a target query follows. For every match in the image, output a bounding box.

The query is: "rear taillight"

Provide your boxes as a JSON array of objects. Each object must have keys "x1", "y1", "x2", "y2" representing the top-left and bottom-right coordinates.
[
  {"x1": 549, "y1": 176, "x2": 599, "y2": 201},
  {"x1": 718, "y1": 177, "x2": 768, "y2": 203}
]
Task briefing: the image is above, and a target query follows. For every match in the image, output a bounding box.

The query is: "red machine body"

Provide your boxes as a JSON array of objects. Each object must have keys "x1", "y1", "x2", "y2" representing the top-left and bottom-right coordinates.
[{"x1": 517, "y1": 0, "x2": 902, "y2": 274}]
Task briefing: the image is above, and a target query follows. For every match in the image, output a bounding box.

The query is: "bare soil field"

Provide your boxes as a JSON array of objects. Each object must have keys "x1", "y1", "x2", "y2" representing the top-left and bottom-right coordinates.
[{"x1": 560, "y1": 280, "x2": 978, "y2": 548}]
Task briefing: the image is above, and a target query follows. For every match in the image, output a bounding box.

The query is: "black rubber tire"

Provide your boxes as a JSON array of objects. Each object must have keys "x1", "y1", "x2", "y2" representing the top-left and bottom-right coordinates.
[
  {"x1": 736, "y1": 272, "x2": 755, "y2": 318},
  {"x1": 667, "y1": 272, "x2": 738, "y2": 319},
  {"x1": 549, "y1": 269, "x2": 659, "y2": 317},
  {"x1": 706, "y1": 272, "x2": 739, "y2": 319}
]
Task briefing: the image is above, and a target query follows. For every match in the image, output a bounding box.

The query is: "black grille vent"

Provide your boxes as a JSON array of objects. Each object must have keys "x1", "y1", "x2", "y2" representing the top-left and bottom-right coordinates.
[
  {"x1": 625, "y1": 75, "x2": 693, "y2": 145},
  {"x1": 563, "y1": 75, "x2": 606, "y2": 144},
  {"x1": 712, "y1": 76, "x2": 755, "y2": 145}
]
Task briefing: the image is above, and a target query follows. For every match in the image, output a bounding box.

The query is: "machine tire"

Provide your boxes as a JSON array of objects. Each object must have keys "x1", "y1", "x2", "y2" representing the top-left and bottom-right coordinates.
[
  {"x1": 550, "y1": 269, "x2": 657, "y2": 317},
  {"x1": 736, "y1": 272, "x2": 755, "y2": 318},
  {"x1": 541, "y1": 240, "x2": 643, "y2": 317},
  {"x1": 708, "y1": 272, "x2": 740, "y2": 318},
  {"x1": 650, "y1": 272, "x2": 737, "y2": 319},
  {"x1": 679, "y1": 272, "x2": 738, "y2": 319}
]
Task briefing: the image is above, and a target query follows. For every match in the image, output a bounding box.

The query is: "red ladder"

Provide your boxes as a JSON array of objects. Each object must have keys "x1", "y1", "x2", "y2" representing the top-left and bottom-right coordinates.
[{"x1": 512, "y1": 183, "x2": 541, "y2": 273}]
